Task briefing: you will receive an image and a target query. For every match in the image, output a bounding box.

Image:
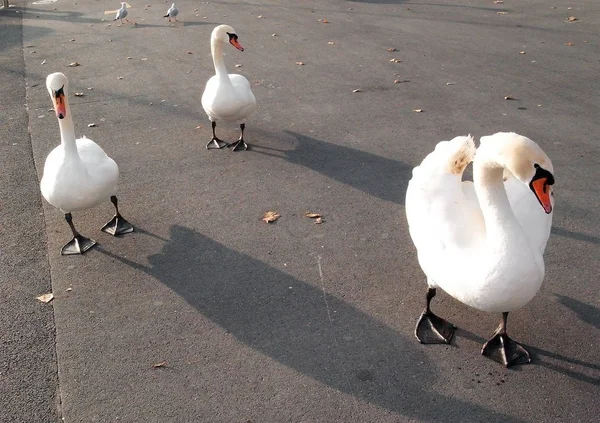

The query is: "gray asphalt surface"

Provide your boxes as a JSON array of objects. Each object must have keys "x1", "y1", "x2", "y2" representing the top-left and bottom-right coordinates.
[{"x1": 2, "y1": 0, "x2": 599, "y2": 422}]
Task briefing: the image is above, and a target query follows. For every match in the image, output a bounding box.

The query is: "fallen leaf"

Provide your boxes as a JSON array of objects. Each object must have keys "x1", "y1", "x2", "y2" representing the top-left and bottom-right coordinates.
[
  {"x1": 295, "y1": 61, "x2": 305, "y2": 65},
  {"x1": 352, "y1": 89, "x2": 362, "y2": 93},
  {"x1": 446, "y1": 82, "x2": 456, "y2": 85},
  {"x1": 187, "y1": 51, "x2": 193, "y2": 54},
  {"x1": 262, "y1": 211, "x2": 280, "y2": 223},
  {"x1": 66, "y1": 287, "x2": 72, "y2": 292},
  {"x1": 497, "y1": 11, "x2": 507, "y2": 15},
  {"x1": 412, "y1": 109, "x2": 423, "y2": 113},
  {"x1": 504, "y1": 95, "x2": 516, "y2": 100},
  {"x1": 195, "y1": 125, "x2": 203, "y2": 129},
  {"x1": 305, "y1": 212, "x2": 322, "y2": 219},
  {"x1": 87, "y1": 87, "x2": 93, "y2": 90},
  {"x1": 74, "y1": 92, "x2": 85, "y2": 97},
  {"x1": 315, "y1": 217, "x2": 323, "y2": 224},
  {"x1": 127, "y1": 56, "x2": 132, "y2": 59},
  {"x1": 257, "y1": 15, "x2": 264, "y2": 18},
  {"x1": 387, "y1": 47, "x2": 397, "y2": 52},
  {"x1": 152, "y1": 361, "x2": 167, "y2": 368},
  {"x1": 518, "y1": 51, "x2": 526, "y2": 54},
  {"x1": 69, "y1": 38, "x2": 75, "y2": 42},
  {"x1": 68, "y1": 62, "x2": 80, "y2": 67},
  {"x1": 566, "y1": 16, "x2": 577, "y2": 22},
  {"x1": 36, "y1": 293, "x2": 54, "y2": 303},
  {"x1": 234, "y1": 64, "x2": 243, "y2": 67},
  {"x1": 141, "y1": 58, "x2": 148, "y2": 61},
  {"x1": 88, "y1": 123, "x2": 97, "y2": 127},
  {"x1": 389, "y1": 58, "x2": 402, "y2": 63},
  {"x1": 272, "y1": 33, "x2": 277, "y2": 36},
  {"x1": 41, "y1": 60, "x2": 46, "y2": 65},
  {"x1": 494, "y1": 0, "x2": 504, "y2": 3},
  {"x1": 394, "y1": 80, "x2": 401, "y2": 84},
  {"x1": 564, "y1": 41, "x2": 574, "y2": 46},
  {"x1": 319, "y1": 19, "x2": 329, "y2": 23},
  {"x1": 117, "y1": 76, "x2": 124, "y2": 80},
  {"x1": 328, "y1": 41, "x2": 335, "y2": 45}
]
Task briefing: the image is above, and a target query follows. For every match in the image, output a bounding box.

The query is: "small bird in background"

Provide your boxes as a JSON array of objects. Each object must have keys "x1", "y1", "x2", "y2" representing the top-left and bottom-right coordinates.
[
  {"x1": 164, "y1": 3, "x2": 179, "y2": 22},
  {"x1": 114, "y1": 2, "x2": 131, "y2": 25}
]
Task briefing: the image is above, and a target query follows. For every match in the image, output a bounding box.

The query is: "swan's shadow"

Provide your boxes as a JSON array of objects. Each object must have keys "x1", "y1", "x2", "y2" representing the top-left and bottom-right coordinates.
[
  {"x1": 253, "y1": 131, "x2": 413, "y2": 205},
  {"x1": 100, "y1": 225, "x2": 521, "y2": 422},
  {"x1": 551, "y1": 226, "x2": 600, "y2": 246}
]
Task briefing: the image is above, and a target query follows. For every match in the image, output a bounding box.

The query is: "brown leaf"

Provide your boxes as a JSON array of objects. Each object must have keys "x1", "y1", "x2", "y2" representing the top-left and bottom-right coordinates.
[
  {"x1": 352, "y1": 89, "x2": 362, "y2": 93},
  {"x1": 257, "y1": 15, "x2": 264, "y2": 18},
  {"x1": 387, "y1": 47, "x2": 397, "y2": 52},
  {"x1": 234, "y1": 64, "x2": 243, "y2": 67},
  {"x1": 262, "y1": 211, "x2": 280, "y2": 223},
  {"x1": 67, "y1": 62, "x2": 81, "y2": 67},
  {"x1": 195, "y1": 125, "x2": 203, "y2": 129},
  {"x1": 315, "y1": 217, "x2": 323, "y2": 224},
  {"x1": 412, "y1": 109, "x2": 423, "y2": 113},
  {"x1": 518, "y1": 51, "x2": 526, "y2": 54},
  {"x1": 74, "y1": 92, "x2": 85, "y2": 97},
  {"x1": 117, "y1": 76, "x2": 124, "y2": 80},
  {"x1": 564, "y1": 41, "x2": 574, "y2": 46},
  {"x1": 88, "y1": 123, "x2": 97, "y2": 127},
  {"x1": 36, "y1": 293, "x2": 54, "y2": 303},
  {"x1": 389, "y1": 58, "x2": 402, "y2": 63},
  {"x1": 295, "y1": 61, "x2": 305, "y2": 65},
  {"x1": 497, "y1": 11, "x2": 507, "y2": 15},
  {"x1": 187, "y1": 51, "x2": 193, "y2": 54},
  {"x1": 494, "y1": 0, "x2": 504, "y2": 3},
  {"x1": 504, "y1": 95, "x2": 516, "y2": 100},
  {"x1": 319, "y1": 19, "x2": 329, "y2": 23},
  {"x1": 152, "y1": 361, "x2": 167, "y2": 368},
  {"x1": 327, "y1": 41, "x2": 335, "y2": 45},
  {"x1": 566, "y1": 16, "x2": 577, "y2": 22},
  {"x1": 305, "y1": 212, "x2": 322, "y2": 219}
]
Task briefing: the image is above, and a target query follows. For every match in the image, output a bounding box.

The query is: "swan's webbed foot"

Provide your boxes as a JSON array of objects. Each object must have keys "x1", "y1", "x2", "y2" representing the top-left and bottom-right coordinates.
[
  {"x1": 101, "y1": 214, "x2": 134, "y2": 236},
  {"x1": 61, "y1": 235, "x2": 96, "y2": 255},
  {"x1": 481, "y1": 312, "x2": 531, "y2": 367},
  {"x1": 415, "y1": 311, "x2": 456, "y2": 344},
  {"x1": 227, "y1": 138, "x2": 248, "y2": 152},
  {"x1": 206, "y1": 137, "x2": 228, "y2": 149}
]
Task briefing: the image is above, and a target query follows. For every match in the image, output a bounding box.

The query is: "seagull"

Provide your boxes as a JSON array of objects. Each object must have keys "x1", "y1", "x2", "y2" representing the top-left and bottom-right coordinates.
[
  {"x1": 164, "y1": 3, "x2": 179, "y2": 22},
  {"x1": 113, "y1": 2, "x2": 131, "y2": 25}
]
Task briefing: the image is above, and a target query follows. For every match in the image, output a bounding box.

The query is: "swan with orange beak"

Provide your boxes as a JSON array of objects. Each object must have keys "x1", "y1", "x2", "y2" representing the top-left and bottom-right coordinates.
[{"x1": 41, "y1": 72, "x2": 134, "y2": 255}]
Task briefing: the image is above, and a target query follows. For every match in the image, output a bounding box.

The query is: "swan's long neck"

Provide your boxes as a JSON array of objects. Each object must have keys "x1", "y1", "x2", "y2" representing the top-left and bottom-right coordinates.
[
  {"x1": 211, "y1": 38, "x2": 232, "y2": 85},
  {"x1": 473, "y1": 153, "x2": 519, "y2": 242},
  {"x1": 58, "y1": 101, "x2": 79, "y2": 158}
]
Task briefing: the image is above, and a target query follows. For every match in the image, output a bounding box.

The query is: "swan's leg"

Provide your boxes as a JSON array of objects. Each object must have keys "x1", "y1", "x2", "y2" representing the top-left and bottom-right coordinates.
[
  {"x1": 481, "y1": 312, "x2": 531, "y2": 367},
  {"x1": 206, "y1": 121, "x2": 228, "y2": 149},
  {"x1": 414, "y1": 288, "x2": 456, "y2": 344},
  {"x1": 228, "y1": 123, "x2": 248, "y2": 152},
  {"x1": 101, "y1": 196, "x2": 134, "y2": 236},
  {"x1": 61, "y1": 213, "x2": 97, "y2": 255}
]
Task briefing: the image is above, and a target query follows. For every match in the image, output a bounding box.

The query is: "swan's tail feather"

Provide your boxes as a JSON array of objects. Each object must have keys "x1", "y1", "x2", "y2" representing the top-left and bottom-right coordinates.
[{"x1": 414, "y1": 135, "x2": 475, "y2": 178}]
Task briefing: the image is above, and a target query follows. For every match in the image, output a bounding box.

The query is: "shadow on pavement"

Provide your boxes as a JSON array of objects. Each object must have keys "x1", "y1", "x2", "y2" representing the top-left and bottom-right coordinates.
[
  {"x1": 100, "y1": 224, "x2": 522, "y2": 422},
  {"x1": 253, "y1": 131, "x2": 413, "y2": 205}
]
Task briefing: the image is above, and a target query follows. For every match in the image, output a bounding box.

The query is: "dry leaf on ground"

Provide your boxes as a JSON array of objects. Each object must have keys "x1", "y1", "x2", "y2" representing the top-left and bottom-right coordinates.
[
  {"x1": 305, "y1": 212, "x2": 322, "y2": 219},
  {"x1": 235, "y1": 64, "x2": 243, "y2": 67},
  {"x1": 295, "y1": 61, "x2": 305, "y2": 65},
  {"x1": 152, "y1": 361, "x2": 167, "y2": 368},
  {"x1": 262, "y1": 211, "x2": 280, "y2": 223},
  {"x1": 88, "y1": 123, "x2": 97, "y2": 127},
  {"x1": 390, "y1": 58, "x2": 402, "y2": 63},
  {"x1": 68, "y1": 62, "x2": 81, "y2": 67},
  {"x1": 387, "y1": 47, "x2": 397, "y2": 52},
  {"x1": 504, "y1": 95, "x2": 516, "y2": 100},
  {"x1": 519, "y1": 51, "x2": 526, "y2": 54},
  {"x1": 36, "y1": 293, "x2": 54, "y2": 303},
  {"x1": 315, "y1": 217, "x2": 323, "y2": 224},
  {"x1": 328, "y1": 41, "x2": 335, "y2": 45},
  {"x1": 74, "y1": 92, "x2": 85, "y2": 97},
  {"x1": 195, "y1": 125, "x2": 203, "y2": 129},
  {"x1": 564, "y1": 41, "x2": 574, "y2": 46},
  {"x1": 566, "y1": 16, "x2": 578, "y2": 22},
  {"x1": 352, "y1": 89, "x2": 362, "y2": 93},
  {"x1": 497, "y1": 11, "x2": 507, "y2": 15},
  {"x1": 412, "y1": 109, "x2": 423, "y2": 113},
  {"x1": 319, "y1": 19, "x2": 329, "y2": 23}
]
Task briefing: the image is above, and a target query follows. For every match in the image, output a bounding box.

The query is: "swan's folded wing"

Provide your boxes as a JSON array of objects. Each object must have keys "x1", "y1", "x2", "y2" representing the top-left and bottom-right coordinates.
[
  {"x1": 504, "y1": 171, "x2": 553, "y2": 254},
  {"x1": 406, "y1": 136, "x2": 483, "y2": 256}
]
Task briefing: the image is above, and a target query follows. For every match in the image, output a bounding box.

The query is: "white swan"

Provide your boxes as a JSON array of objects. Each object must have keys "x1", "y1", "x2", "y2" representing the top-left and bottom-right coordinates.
[
  {"x1": 201, "y1": 24, "x2": 256, "y2": 151},
  {"x1": 41, "y1": 72, "x2": 133, "y2": 255},
  {"x1": 405, "y1": 132, "x2": 555, "y2": 366}
]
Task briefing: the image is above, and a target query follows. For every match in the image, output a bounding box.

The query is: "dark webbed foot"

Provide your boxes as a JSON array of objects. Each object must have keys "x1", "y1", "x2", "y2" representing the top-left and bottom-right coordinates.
[
  {"x1": 481, "y1": 312, "x2": 531, "y2": 367},
  {"x1": 206, "y1": 138, "x2": 228, "y2": 149},
  {"x1": 415, "y1": 311, "x2": 456, "y2": 344},
  {"x1": 101, "y1": 214, "x2": 134, "y2": 236},
  {"x1": 414, "y1": 287, "x2": 456, "y2": 344},
  {"x1": 227, "y1": 139, "x2": 248, "y2": 152},
  {"x1": 61, "y1": 235, "x2": 96, "y2": 255}
]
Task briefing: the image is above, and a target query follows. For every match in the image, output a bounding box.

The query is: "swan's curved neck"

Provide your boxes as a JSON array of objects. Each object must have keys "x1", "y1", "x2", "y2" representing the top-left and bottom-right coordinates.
[
  {"x1": 58, "y1": 101, "x2": 79, "y2": 158},
  {"x1": 473, "y1": 153, "x2": 518, "y2": 240},
  {"x1": 211, "y1": 38, "x2": 232, "y2": 84}
]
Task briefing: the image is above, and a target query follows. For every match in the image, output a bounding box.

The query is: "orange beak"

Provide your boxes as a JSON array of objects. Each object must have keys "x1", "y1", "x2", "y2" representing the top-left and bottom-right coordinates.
[
  {"x1": 54, "y1": 92, "x2": 66, "y2": 119},
  {"x1": 530, "y1": 177, "x2": 553, "y2": 214},
  {"x1": 230, "y1": 38, "x2": 244, "y2": 52}
]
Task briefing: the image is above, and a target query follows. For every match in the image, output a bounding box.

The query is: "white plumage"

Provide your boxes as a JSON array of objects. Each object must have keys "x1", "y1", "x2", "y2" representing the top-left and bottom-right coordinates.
[{"x1": 164, "y1": 3, "x2": 179, "y2": 21}]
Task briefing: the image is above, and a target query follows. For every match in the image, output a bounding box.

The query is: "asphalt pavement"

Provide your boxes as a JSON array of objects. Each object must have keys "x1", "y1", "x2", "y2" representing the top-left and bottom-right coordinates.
[{"x1": 1, "y1": 0, "x2": 599, "y2": 422}]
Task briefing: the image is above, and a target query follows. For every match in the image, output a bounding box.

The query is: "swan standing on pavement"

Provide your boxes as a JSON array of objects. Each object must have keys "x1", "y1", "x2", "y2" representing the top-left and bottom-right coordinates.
[
  {"x1": 41, "y1": 72, "x2": 133, "y2": 255},
  {"x1": 405, "y1": 133, "x2": 555, "y2": 367},
  {"x1": 201, "y1": 24, "x2": 256, "y2": 151},
  {"x1": 164, "y1": 3, "x2": 179, "y2": 22}
]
